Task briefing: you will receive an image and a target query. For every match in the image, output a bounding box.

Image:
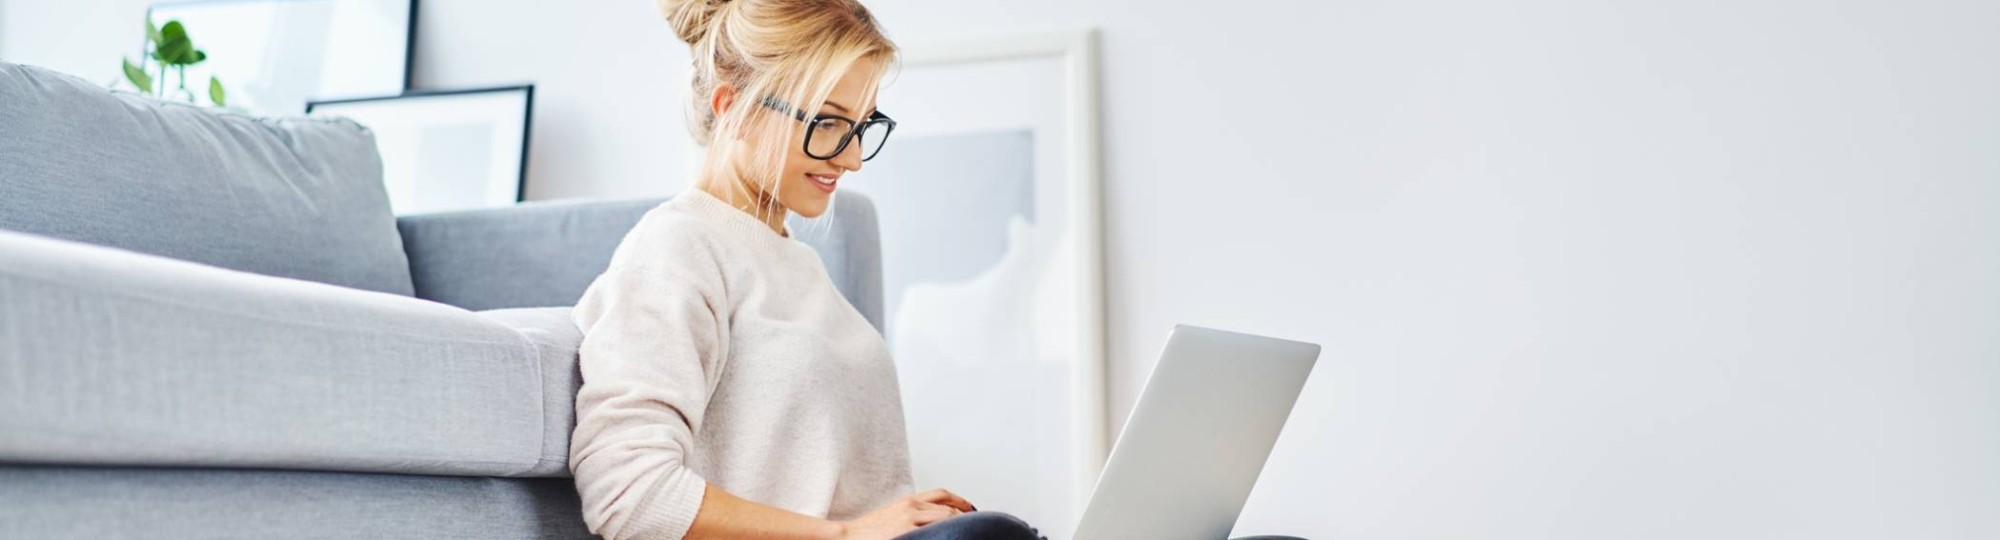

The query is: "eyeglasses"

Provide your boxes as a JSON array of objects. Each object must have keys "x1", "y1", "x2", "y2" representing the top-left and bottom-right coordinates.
[{"x1": 760, "y1": 96, "x2": 896, "y2": 161}]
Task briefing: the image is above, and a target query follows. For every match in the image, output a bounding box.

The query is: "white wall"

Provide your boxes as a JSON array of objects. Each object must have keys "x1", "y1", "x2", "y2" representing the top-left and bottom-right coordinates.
[
  {"x1": 431, "y1": 1, "x2": 2000, "y2": 538},
  {"x1": 6, "y1": 1, "x2": 1998, "y2": 538},
  {"x1": 0, "y1": 0, "x2": 151, "y2": 86},
  {"x1": 413, "y1": 0, "x2": 695, "y2": 201}
]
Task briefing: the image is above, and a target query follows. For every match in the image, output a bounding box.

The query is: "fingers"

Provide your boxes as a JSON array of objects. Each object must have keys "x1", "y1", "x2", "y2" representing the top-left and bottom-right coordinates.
[
  {"x1": 909, "y1": 500, "x2": 959, "y2": 526},
  {"x1": 913, "y1": 488, "x2": 976, "y2": 513}
]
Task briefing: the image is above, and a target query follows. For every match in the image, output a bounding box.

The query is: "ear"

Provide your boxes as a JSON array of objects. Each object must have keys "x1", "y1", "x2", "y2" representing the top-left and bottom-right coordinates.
[
  {"x1": 711, "y1": 83, "x2": 748, "y2": 142},
  {"x1": 710, "y1": 82, "x2": 738, "y2": 119}
]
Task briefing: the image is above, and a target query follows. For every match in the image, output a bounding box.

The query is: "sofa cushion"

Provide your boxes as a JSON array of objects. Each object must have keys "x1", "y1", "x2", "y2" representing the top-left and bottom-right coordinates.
[
  {"x1": 0, "y1": 61, "x2": 414, "y2": 296},
  {"x1": 0, "y1": 229, "x2": 546, "y2": 476}
]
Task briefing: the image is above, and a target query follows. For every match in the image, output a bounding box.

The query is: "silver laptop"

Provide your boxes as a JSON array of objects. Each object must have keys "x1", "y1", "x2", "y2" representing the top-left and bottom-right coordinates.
[{"x1": 1071, "y1": 325, "x2": 1321, "y2": 540}]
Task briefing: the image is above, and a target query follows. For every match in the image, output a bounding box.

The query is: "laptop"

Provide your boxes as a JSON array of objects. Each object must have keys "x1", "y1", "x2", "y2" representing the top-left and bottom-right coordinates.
[{"x1": 1071, "y1": 325, "x2": 1321, "y2": 540}]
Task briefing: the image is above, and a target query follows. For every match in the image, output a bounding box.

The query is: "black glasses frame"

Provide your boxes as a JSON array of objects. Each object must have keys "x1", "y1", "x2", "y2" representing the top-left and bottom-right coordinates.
[{"x1": 760, "y1": 96, "x2": 896, "y2": 161}]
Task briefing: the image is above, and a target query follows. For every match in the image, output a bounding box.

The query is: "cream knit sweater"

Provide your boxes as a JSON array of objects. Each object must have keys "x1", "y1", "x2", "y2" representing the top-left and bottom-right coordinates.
[{"x1": 569, "y1": 188, "x2": 914, "y2": 540}]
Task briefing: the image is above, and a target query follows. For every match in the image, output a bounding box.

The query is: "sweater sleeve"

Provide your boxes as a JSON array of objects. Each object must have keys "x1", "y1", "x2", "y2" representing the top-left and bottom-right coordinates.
[{"x1": 569, "y1": 218, "x2": 731, "y2": 540}]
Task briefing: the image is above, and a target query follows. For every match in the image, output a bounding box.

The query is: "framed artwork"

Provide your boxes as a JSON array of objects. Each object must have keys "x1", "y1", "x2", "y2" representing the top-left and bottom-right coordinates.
[
  {"x1": 306, "y1": 85, "x2": 533, "y2": 216},
  {"x1": 144, "y1": 0, "x2": 415, "y2": 115},
  {"x1": 816, "y1": 28, "x2": 1104, "y2": 539}
]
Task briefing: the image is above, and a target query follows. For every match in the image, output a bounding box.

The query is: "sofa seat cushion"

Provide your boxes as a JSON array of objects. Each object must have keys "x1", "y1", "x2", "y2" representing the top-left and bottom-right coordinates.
[{"x1": 0, "y1": 229, "x2": 561, "y2": 477}]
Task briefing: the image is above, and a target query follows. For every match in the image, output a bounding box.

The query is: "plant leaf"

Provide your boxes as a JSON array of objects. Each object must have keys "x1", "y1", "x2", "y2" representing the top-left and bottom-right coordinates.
[
  {"x1": 146, "y1": 17, "x2": 161, "y2": 46},
  {"x1": 156, "y1": 21, "x2": 195, "y2": 64},
  {"x1": 208, "y1": 76, "x2": 226, "y2": 107},
  {"x1": 190, "y1": 49, "x2": 207, "y2": 64},
  {"x1": 156, "y1": 37, "x2": 193, "y2": 65},
  {"x1": 160, "y1": 20, "x2": 186, "y2": 42},
  {"x1": 122, "y1": 58, "x2": 152, "y2": 92}
]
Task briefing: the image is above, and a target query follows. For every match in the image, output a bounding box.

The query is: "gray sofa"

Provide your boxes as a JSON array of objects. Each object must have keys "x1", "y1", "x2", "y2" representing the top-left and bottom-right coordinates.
[{"x1": 0, "y1": 62, "x2": 884, "y2": 538}]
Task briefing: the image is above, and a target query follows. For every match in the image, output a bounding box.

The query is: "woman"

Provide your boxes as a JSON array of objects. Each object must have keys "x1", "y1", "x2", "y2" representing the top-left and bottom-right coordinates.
[
  {"x1": 568, "y1": 0, "x2": 1042, "y2": 538},
  {"x1": 569, "y1": 1, "x2": 1320, "y2": 539}
]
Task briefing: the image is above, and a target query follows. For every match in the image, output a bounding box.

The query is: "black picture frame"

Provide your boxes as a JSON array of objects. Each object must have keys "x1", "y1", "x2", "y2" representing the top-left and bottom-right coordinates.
[{"x1": 307, "y1": 84, "x2": 536, "y2": 211}]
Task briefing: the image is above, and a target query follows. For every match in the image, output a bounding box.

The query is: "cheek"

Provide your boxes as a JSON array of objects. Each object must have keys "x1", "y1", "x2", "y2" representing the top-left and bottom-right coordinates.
[
  {"x1": 781, "y1": 132, "x2": 818, "y2": 181},
  {"x1": 786, "y1": 128, "x2": 815, "y2": 163},
  {"x1": 776, "y1": 128, "x2": 811, "y2": 174},
  {"x1": 780, "y1": 151, "x2": 809, "y2": 182},
  {"x1": 776, "y1": 154, "x2": 817, "y2": 200}
]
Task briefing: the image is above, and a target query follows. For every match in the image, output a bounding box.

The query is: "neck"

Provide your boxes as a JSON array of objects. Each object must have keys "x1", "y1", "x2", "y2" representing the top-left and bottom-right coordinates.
[{"x1": 697, "y1": 175, "x2": 789, "y2": 238}]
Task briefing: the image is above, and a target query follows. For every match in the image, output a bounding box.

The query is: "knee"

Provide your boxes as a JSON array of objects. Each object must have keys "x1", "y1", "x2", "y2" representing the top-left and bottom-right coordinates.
[{"x1": 937, "y1": 511, "x2": 1043, "y2": 539}]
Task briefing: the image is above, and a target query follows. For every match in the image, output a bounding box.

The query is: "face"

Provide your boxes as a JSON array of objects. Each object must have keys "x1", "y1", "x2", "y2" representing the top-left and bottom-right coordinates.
[{"x1": 726, "y1": 56, "x2": 883, "y2": 220}]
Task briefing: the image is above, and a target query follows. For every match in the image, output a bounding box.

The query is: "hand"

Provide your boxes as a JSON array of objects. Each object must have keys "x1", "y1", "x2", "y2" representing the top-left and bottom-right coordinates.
[{"x1": 836, "y1": 488, "x2": 977, "y2": 540}]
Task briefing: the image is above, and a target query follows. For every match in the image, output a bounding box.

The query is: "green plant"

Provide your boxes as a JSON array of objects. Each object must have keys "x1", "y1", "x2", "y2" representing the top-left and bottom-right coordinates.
[{"x1": 120, "y1": 17, "x2": 226, "y2": 107}]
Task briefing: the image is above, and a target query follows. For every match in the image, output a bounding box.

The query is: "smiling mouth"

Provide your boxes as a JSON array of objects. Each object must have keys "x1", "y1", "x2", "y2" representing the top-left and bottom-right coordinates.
[{"x1": 808, "y1": 173, "x2": 838, "y2": 192}]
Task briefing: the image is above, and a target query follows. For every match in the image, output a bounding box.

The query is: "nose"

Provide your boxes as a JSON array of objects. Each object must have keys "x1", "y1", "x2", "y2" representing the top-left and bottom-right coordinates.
[{"x1": 830, "y1": 134, "x2": 865, "y2": 172}]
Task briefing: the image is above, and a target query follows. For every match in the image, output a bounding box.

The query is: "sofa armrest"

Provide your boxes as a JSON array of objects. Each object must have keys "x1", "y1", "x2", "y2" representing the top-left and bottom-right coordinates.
[
  {"x1": 395, "y1": 194, "x2": 885, "y2": 332},
  {"x1": 0, "y1": 229, "x2": 547, "y2": 475}
]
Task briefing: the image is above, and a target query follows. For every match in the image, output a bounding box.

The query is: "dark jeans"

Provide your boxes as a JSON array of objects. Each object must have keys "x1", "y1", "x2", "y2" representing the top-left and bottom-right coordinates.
[{"x1": 890, "y1": 511, "x2": 1307, "y2": 540}]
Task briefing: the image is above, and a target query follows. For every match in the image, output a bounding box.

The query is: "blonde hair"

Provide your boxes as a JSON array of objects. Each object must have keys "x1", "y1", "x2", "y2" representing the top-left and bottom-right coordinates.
[{"x1": 658, "y1": 0, "x2": 896, "y2": 216}]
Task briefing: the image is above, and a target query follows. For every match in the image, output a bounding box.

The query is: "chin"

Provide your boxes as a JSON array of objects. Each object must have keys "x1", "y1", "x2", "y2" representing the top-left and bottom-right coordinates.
[{"x1": 787, "y1": 195, "x2": 831, "y2": 219}]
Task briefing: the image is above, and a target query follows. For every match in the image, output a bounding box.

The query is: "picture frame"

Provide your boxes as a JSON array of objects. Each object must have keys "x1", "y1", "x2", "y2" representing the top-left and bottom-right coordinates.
[
  {"x1": 832, "y1": 28, "x2": 1104, "y2": 538},
  {"x1": 306, "y1": 85, "x2": 534, "y2": 216}
]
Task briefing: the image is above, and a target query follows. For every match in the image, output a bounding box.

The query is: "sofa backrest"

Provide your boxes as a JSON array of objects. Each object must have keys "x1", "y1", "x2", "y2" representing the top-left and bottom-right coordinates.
[
  {"x1": 0, "y1": 62, "x2": 415, "y2": 296},
  {"x1": 396, "y1": 193, "x2": 887, "y2": 331}
]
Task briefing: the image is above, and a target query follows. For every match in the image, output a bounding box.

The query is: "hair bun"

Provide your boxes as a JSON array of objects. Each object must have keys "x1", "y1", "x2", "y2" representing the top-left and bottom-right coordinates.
[{"x1": 658, "y1": 0, "x2": 731, "y2": 45}]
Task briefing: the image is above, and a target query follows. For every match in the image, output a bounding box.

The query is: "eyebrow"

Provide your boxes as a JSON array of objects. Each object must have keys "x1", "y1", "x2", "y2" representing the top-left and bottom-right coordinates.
[{"x1": 820, "y1": 100, "x2": 877, "y2": 118}]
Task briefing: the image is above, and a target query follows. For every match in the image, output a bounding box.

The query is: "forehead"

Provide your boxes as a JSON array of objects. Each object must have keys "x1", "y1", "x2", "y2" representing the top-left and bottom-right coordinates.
[{"x1": 823, "y1": 57, "x2": 885, "y2": 112}]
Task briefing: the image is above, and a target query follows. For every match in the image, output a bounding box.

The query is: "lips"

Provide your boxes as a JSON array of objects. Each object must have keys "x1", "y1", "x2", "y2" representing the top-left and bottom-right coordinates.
[{"x1": 807, "y1": 173, "x2": 838, "y2": 193}]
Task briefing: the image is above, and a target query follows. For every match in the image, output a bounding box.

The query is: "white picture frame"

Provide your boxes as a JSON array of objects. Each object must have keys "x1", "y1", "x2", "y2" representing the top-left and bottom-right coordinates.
[{"x1": 847, "y1": 28, "x2": 1105, "y2": 538}]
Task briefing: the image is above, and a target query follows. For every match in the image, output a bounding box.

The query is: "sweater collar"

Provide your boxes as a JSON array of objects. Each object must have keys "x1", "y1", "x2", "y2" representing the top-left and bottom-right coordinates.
[{"x1": 679, "y1": 186, "x2": 795, "y2": 241}]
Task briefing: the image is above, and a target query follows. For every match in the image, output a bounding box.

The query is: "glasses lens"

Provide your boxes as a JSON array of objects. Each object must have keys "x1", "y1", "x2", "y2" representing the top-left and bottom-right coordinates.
[
  {"x1": 805, "y1": 117, "x2": 854, "y2": 158},
  {"x1": 857, "y1": 121, "x2": 891, "y2": 161}
]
